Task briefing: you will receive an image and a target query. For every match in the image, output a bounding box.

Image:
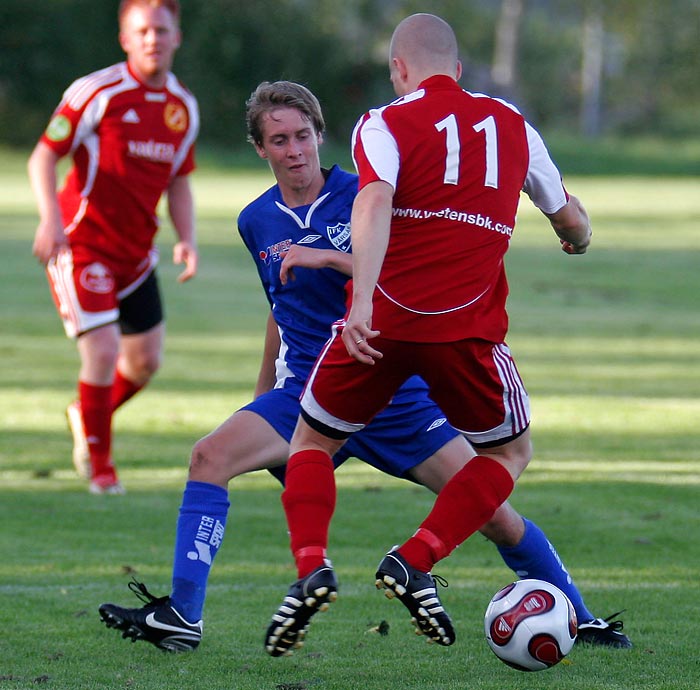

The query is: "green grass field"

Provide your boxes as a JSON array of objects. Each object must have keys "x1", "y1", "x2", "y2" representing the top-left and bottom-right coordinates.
[{"x1": 1, "y1": 146, "x2": 699, "y2": 689}]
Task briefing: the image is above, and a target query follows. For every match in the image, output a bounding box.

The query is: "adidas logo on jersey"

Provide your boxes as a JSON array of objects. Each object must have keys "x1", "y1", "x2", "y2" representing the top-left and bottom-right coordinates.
[{"x1": 122, "y1": 109, "x2": 140, "y2": 123}]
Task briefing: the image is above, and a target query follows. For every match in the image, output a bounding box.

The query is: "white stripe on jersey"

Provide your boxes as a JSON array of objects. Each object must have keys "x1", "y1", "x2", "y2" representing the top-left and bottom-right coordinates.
[
  {"x1": 71, "y1": 67, "x2": 139, "y2": 153},
  {"x1": 376, "y1": 281, "x2": 492, "y2": 316},
  {"x1": 273, "y1": 324, "x2": 294, "y2": 388},
  {"x1": 274, "y1": 192, "x2": 331, "y2": 229},
  {"x1": 166, "y1": 73, "x2": 200, "y2": 176},
  {"x1": 62, "y1": 64, "x2": 125, "y2": 111}
]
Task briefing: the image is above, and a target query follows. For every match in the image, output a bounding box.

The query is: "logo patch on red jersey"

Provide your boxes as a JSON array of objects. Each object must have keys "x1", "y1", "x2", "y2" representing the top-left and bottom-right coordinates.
[
  {"x1": 46, "y1": 114, "x2": 72, "y2": 142},
  {"x1": 79, "y1": 263, "x2": 114, "y2": 294},
  {"x1": 164, "y1": 103, "x2": 188, "y2": 132}
]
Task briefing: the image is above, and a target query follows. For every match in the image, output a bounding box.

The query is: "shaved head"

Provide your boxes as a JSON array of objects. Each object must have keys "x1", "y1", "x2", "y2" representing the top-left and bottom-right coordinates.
[{"x1": 390, "y1": 13, "x2": 459, "y2": 75}]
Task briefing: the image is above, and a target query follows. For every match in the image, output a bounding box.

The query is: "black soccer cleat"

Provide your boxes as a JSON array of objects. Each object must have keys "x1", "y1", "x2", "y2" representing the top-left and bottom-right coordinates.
[
  {"x1": 577, "y1": 610, "x2": 632, "y2": 648},
  {"x1": 375, "y1": 547, "x2": 455, "y2": 646},
  {"x1": 98, "y1": 579, "x2": 202, "y2": 652},
  {"x1": 265, "y1": 563, "x2": 338, "y2": 657}
]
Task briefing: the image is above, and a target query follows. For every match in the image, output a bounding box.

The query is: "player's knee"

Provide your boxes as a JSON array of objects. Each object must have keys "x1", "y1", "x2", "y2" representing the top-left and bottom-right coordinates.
[
  {"x1": 88, "y1": 342, "x2": 120, "y2": 373},
  {"x1": 511, "y1": 443, "x2": 532, "y2": 477},
  {"x1": 126, "y1": 349, "x2": 162, "y2": 382},
  {"x1": 484, "y1": 432, "x2": 532, "y2": 480},
  {"x1": 189, "y1": 434, "x2": 229, "y2": 482}
]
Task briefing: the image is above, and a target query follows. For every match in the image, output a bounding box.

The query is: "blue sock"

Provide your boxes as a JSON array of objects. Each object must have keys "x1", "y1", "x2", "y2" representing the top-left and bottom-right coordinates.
[
  {"x1": 170, "y1": 481, "x2": 230, "y2": 623},
  {"x1": 497, "y1": 517, "x2": 595, "y2": 623}
]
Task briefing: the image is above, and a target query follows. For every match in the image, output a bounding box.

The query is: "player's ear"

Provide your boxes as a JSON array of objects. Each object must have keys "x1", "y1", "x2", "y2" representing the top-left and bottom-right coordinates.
[
  {"x1": 393, "y1": 56, "x2": 408, "y2": 82},
  {"x1": 254, "y1": 142, "x2": 267, "y2": 160},
  {"x1": 118, "y1": 29, "x2": 129, "y2": 53}
]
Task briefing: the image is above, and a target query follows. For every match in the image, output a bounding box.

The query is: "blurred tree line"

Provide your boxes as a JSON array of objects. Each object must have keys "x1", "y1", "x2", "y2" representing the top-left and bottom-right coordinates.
[{"x1": 1, "y1": 0, "x2": 699, "y2": 151}]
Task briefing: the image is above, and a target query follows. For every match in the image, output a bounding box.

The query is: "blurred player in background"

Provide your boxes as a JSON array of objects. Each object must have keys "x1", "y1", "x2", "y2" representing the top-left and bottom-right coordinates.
[
  {"x1": 28, "y1": 0, "x2": 199, "y2": 494},
  {"x1": 262, "y1": 14, "x2": 616, "y2": 654},
  {"x1": 98, "y1": 81, "x2": 629, "y2": 653}
]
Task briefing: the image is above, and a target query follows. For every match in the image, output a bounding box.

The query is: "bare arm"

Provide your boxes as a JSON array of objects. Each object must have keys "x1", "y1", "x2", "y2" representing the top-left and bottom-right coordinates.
[
  {"x1": 341, "y1": 180, "x2": 394, "y2": 363},
  {"x1": 254, "y1": 311, "x2": 281, "y2": 398},
  {"x1": 545, "y1": 193, "x2": 592, "y2": 255},
  {"x1": 28, "y1": 141, "x2": 65, "y2": 264},
  {"x1": 279, "y1": 245, "x2": 353, "y2": 285},
  {"x1": 167, "y1": 174, "x2": 198, "y2": 282}
]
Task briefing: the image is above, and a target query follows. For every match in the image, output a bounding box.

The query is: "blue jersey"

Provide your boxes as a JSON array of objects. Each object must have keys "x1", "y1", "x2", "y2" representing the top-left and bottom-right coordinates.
[
  {"x1": 238, "y1": 164, "x2": 460, "y2": 482},
  {"x1": 238, "y1": 165, "x2": 356, "y2": 385}
]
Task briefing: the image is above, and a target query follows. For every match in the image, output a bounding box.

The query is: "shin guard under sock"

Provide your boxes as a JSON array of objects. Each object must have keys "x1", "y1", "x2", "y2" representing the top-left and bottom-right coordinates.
[
  {"x1": 282, "y1": 449, "x2": 336, "y2": 578},
  {"x1": 399, "y1": 456, "x2": 514, "y2": 572},
  {"x1": 171, "y1": 481, "x2": 230, "y2": 623},
  {"x1": 110, "y1": 369, "x2": 144, "y2": 411},
  {"x1": 79, "y1": 380, "x2": 115, "y2": 483}
]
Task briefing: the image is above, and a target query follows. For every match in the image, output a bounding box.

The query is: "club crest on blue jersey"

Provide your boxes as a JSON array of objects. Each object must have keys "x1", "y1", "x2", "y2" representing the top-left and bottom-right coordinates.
[
  {"x1": 326, "y1": 222, "x2": 351, "y2": 252},
  {"x1": 259, "y1": 238, "x2": 293, "y2": 265}
]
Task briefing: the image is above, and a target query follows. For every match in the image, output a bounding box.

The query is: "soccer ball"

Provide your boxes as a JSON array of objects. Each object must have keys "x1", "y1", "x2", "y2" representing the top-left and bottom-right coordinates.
[{"x1": 484, "y1": 579, "x2": 577, "y2": 672}]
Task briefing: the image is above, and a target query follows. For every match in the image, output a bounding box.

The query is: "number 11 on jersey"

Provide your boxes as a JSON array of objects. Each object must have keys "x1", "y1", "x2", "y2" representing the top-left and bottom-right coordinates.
[{"x1": 434, "y1": 114, "x2": 499, "y2": 189}]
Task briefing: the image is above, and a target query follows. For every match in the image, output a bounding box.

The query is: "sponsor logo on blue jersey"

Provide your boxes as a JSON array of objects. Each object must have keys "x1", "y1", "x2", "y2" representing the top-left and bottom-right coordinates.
[{"x1": 259, "y1": 238, "x2": 293, "y2": 265}]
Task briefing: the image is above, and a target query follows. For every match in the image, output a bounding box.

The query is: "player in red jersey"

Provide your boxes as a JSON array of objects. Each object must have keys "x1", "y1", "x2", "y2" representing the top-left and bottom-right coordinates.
[
  {"x1": 28, "y1": 0, "x2": 199, "y2": 494},
  {"x1": 265, "y1": 13, "x2": 592, "y2": 654}
]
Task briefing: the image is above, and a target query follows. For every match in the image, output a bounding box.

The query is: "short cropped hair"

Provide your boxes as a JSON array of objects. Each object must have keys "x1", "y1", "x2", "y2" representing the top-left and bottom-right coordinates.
[
  {"x1": 246, "y1": 81, "x2": 325, "y2": 146},
  {"x1": 118, "y1": 0, "x2": 180, "y2": 27}
]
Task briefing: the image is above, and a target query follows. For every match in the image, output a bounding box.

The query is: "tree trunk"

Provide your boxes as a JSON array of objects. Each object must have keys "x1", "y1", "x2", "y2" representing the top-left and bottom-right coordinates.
[
  {"x1": 491, "y1": 0, "x2": 524, "y2": 96},
  {"x1": 580, "y1": 6, "x2": 605, "y2": 136}
]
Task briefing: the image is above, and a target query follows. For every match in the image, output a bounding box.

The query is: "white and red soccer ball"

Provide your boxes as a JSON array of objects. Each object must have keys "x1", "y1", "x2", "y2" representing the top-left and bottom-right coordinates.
[{"x1": 484, "y1": 579, "x2": 577, "y2": 672}]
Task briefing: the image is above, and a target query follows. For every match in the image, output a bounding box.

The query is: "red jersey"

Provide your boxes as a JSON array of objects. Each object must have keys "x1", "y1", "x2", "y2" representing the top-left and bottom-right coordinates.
[
  {"x1": 351, "y1": 75, "x2": 567, "y2": 343},
  {"x1": 41, "y1": 61, "x2": 199, "y2": 266}
]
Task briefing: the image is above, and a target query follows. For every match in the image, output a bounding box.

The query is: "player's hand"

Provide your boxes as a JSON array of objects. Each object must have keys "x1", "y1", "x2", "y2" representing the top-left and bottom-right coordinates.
[
  {"x1": 174, "y1": 241, "x2": 198, "y2": 282},
  {"x1": 559, "y1": 236, "x2": 590, "y2": 255},
  {"x1": 342, "y1": 303, "x2": 381, "y2": 365},
  {"x1": 32, "y1": 220, "x2": 67, "y2": 265},
  {"x1": 279, "y1": 246, "x2": 333, "y2": 285}
]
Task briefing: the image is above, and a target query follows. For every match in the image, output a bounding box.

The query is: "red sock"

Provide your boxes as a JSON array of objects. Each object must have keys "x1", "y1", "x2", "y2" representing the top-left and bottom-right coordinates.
[
  {"x1": 111, "y1": 370, "x2": 143, "y2": 411},
  {"x1": 281, "y1": 449, "x2": 336, "y2": 578},
  {"x1": 398, "y1": 456, "x2": 514, "y2": 572},
  {"x1": 79, "y1": 381, "x2": 117, "y2": 484}
]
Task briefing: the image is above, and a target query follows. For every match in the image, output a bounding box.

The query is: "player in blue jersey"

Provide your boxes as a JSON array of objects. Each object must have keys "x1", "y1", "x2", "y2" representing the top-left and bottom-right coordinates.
[{"x1": 98, "y1": 81, "x2": 630, "y2": 652}]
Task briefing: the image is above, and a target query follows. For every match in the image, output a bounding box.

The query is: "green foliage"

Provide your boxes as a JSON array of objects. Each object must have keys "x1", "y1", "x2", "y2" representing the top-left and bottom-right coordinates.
[
  {"x1": 2, "y1": 0, "x2": 700, "y2": 148},
  {"x1": 1, "y1": 155, "x2": 699, "y2": 688}
]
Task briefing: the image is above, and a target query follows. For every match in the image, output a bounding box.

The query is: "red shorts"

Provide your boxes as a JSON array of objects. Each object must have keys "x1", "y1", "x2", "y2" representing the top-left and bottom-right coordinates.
[
  {"x1": 46, "y1": 247, "x2": 158, "y2": 338},
  {"x1": 301, "y1": 325, "x2": 530, "y2": 446}
]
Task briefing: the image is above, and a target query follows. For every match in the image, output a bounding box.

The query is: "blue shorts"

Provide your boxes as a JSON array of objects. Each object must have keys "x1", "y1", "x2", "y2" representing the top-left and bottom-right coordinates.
[{"x1": 241, "y1": 376, "x2": 460, "y2": 485}]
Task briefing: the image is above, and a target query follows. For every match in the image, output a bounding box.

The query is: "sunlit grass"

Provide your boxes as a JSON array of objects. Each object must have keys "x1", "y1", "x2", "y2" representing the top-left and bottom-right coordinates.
[{"x1": 2, "y1": 155, "x2": 699, "y2": 689}]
